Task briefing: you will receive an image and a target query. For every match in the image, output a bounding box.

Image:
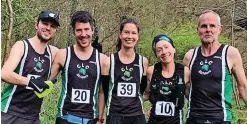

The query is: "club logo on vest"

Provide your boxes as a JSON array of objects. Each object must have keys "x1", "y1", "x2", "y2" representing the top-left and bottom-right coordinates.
[
  {"x1": 159, "y1": 80, "x2": 172, "y2": 95},
  {"x1": 76, "y1": 63, "x2": 89, "y2": 79},
  {"x1": 121, "y1": 66, "x2": 133, "y2": 81},
  {"x1": 199, "y1": 59, "x2": 213, "y2": 75},
  {"x1": 152, "y1": 79, "x2": 174, "y2": 95},
  {"x1": 34, "y1": 57, "x2": 44, "y2": 72}
]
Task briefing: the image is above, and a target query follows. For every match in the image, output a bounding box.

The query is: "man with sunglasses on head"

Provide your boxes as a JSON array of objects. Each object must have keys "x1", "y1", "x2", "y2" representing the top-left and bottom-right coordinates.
[{"x1": 1, "y1": 10, "x2": 60, "y2": 124}]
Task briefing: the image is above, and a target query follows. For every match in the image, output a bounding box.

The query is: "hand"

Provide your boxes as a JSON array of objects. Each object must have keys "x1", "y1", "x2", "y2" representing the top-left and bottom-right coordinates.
[
  {"x1": 28, "y1": 78, "x2": 49, "y2": 93},
  {"x1": 146, "y1": 109, "x2": 150, "y2": 120}
]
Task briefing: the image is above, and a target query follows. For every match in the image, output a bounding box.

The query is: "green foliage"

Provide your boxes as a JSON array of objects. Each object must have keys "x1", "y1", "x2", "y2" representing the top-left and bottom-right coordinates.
[
  {"x1": 40, "y1": 77, "x2": 62, "y2": 124},
  {"x1": 138, "y1": 21, "x2": 230, "y2": 65}
]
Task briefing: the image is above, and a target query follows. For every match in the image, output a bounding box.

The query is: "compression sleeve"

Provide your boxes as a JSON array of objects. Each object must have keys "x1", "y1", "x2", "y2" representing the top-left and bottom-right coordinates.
[
  {"x1": 101, "y1": 75, "x2": 110, "y2": 104},
  {"x1": 140, "y1": 76, "x2": 147, "y2": 95}
]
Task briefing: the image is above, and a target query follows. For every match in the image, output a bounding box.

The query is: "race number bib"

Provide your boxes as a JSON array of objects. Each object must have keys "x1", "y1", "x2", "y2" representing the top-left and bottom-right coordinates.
[
  {"x1": 117, "y1": 82, "x2": 136, "y2": 97},
  {"x1": 26, "y1": 74, "x2": 41, "y2": 90},
  {"x1": 71, "y1": 89, "x2": 90, "y2": 104},
  {"x1": 155, "y1": 101, "x2": 175, "y2": 116}
]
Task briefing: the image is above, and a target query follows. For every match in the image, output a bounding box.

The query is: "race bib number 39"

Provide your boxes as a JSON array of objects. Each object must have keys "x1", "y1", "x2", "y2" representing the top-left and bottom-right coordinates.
[
  {"x1": 155, "y1": 101, "x2": 175, "y2": 116},
  {"x1": 117, "y1": 82, "x2": 136, "y2": 97},
  {"x1": 71, "y1": 89, "x2": 90, "y2": 104}
]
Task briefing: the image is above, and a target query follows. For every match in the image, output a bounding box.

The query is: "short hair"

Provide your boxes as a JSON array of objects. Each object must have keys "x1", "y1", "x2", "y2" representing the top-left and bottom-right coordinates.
[
  {"x1": 198, "y1": 10, "x2": 221, "y2": 26},
  {"x1": 70, "y1": 11, "x2": 94, "y2": 30}
]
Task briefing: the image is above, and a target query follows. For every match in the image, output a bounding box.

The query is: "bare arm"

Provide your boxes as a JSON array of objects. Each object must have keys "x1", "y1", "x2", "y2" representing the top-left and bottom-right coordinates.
[
  {"x1": 98, "y1": 54, "x2": 110, "y2": 122},
  {"x1": 143, "y1": 57, "x2": 149, "y2": 76},
  {"x1": 228, "y1": 47, "x2": 247, "y2": 105},
  {"x1": 183, "y1": 49, "x2": 194, "y2": 98},
  {"x1": 143, "y1": 66, "x2": 154, "y2": 101},
  {"x1": 49, "y1": 49, "x2": 66, "y2": 80},
  {"x1": 49, "y1": 45, "x2": 59, "y2": 62},
  {"x1": 1, "y1": 41, "x2": 29, "y2": 85}
]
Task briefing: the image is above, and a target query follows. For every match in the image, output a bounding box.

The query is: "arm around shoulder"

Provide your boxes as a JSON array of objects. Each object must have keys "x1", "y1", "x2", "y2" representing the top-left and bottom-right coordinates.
[
  {"x1": 143, "y1": 66, "x2": 154, "y2": 101},
  {"x1": 49, "y1": 48, "x2": 66, "y2": 80},
  {"x1": 49, "y1": 45, "x2": 59, "y2": 62},
  {"x1": 183, "y1": 49, "x2": 194, "y2": 98},
  {"x1": 143, "y1": 57, "x2": 149, "y2": 76}
]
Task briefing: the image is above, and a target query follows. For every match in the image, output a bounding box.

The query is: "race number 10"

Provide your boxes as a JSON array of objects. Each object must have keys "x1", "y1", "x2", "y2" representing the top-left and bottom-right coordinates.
[{"x1": 155, "y1": 101, "x2": 175, "y2": 116}]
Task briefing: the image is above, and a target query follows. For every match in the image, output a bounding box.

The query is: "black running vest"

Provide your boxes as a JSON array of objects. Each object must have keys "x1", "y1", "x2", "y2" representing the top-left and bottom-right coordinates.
[
  {"x1": 57, "y1": 46, "x2": 101, "y2": 119},
  {"x1": 106, "y1": 53, "x2": 144, "y2": 116},
  {"x1": 149, "y1": 62, "x2": 184, "y2": 120},
  {"x1": 187, "y1": 45, "x2": 233, "y2": 121},
  {"x1": 1, "y1": 39, "x2": 52, "y2": 120}
]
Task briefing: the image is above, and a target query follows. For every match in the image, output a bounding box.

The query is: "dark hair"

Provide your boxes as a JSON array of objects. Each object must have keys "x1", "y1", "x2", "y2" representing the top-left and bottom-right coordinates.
[
  {"x1": 71, "y1": 11, "x2": 94, "y2": 31},
  {"x1": 116, "y1": 18, "x2": 140, "y2": 51}
]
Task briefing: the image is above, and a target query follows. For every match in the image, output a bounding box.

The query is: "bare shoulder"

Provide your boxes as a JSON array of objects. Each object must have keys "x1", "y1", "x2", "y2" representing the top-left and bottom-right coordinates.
[
  {"x1": 100, "y1": 53, "x2": 110, "y2": 75},
  {"x1": 49, "y1": 45, "x2": 59, "y2": 54},
  {"x1": 8, "y1": 40, "x2": 25, "y2": 57},
  {"x1": 183, "y1": 49, "x2": 195, "y2": 66},
  {"x1": 143, "y1": 56, "x2": 149, "y2": 67},
  {"x1": 147, "y1": 65, "x2": 154, "y2": 74},
  {"x1": 100, "y1": 53, "x2": 110, "y2": 64},
  {"x1": 147, "y1": 65, "x2": 154, "y2": 80},
  {"x1": 13, "y1": 40, "x2": 25, "y2": 50},
  {"x1": 1, "y1": 41, "x2": 25, "y2": 72},
  {"x1": 227, "y1": 46, "x2": 240, "y2": 57},
  {"x1": 56, "y1": 48, "x2": 67, "y2": 57}
]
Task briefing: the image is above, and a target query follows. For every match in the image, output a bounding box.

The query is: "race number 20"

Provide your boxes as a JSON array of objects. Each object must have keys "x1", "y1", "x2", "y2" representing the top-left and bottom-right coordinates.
[
  {"x1": 71, "y1": 89, "x2": 90, "y2": 104},
  {"x1": 117, "y1": 82, "x2": 136, "y2": 97},
  {"x1": 155, "y1": 101, "x2": 175, "y2": 116}
]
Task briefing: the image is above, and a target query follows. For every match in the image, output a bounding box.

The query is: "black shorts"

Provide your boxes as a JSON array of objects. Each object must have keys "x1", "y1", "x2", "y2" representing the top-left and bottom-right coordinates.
[
  {"x1": 147, "y1": 113, "x2": 183, "y2": 124},
  {"x1": 106, "y1": 114, "x2": 146, "y2": 124},
  {"x1": 1, "y1": 112, "x2": 40, "y2": 124},
  {"x1": 186, "y1": 118, "x2": 231, "y2": 124}
]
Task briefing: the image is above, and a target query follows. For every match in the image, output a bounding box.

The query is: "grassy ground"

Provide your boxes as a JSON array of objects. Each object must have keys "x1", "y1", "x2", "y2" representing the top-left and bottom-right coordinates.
[{"x1": 40, "y1": 79, "x2": 247, "y2": 124}]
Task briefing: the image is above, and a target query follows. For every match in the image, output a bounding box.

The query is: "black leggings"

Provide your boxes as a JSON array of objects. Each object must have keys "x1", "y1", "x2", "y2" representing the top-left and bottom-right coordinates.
[{"x1": 106, "y1": 115, "x2": 146, "y2": 124}]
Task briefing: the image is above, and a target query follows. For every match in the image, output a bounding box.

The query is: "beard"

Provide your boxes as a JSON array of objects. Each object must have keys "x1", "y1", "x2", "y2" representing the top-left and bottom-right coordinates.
[{"x1": 37, "y1": 32, "x2": 51, "y2": 43}]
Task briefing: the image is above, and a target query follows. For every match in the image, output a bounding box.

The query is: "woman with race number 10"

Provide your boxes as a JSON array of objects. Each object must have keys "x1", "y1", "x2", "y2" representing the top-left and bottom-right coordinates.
[{"x1": 143, "y1": 34, "x2": 185, "y2": 124}]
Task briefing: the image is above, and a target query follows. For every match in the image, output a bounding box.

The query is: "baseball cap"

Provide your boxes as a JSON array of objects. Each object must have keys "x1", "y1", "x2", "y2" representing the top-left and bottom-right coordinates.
[
  {"x1": 152, "y1": 34, "x2": 175, "y2": 52},
  {"x1": 38, "y1": 10, "x2": 60, "y2": 26}
]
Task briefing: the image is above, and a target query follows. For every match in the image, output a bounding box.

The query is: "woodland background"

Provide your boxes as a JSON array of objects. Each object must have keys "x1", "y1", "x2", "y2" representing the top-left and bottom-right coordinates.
[{"x1": 1, "y1": 0, "x2": 247, "y2": 123}]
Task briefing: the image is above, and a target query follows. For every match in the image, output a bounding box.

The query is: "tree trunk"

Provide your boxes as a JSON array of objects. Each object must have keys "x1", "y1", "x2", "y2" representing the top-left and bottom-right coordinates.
[
  {"x1": 2, "y1": 0, "x2": 13, "y2": 66},
  {"x1": 67, "y1": 0, "x2": 78, "y2": 46}
]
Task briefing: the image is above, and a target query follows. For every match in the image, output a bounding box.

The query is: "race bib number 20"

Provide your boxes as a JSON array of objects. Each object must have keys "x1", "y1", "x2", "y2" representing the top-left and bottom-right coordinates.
[
  {"x1": 117, "y1": 82, "x2": 136, "y2": 97},
  {"x1": 155, "y1": 101, "x2": 175, "y2": 116},
  {"x1": 71, "y1": 89, "x2": 90, "y2": 104}
]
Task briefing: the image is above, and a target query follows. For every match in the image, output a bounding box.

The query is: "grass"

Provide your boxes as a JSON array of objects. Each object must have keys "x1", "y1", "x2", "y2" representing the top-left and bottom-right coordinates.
[{"x1": 40, "y1": 78, "x2": 247, "y2": 124}]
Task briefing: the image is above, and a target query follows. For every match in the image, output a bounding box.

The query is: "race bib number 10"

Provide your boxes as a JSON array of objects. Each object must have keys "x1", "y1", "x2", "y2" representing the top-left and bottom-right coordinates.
[
  {"x1": 155, "y1": 101, "x2": 175, "y2": 116},
  {"x1": 71, "y1": 89, "x2": 90, "y2": 104},
  {"x1": 117, "y1": 82, "x2": 136, "y2": 97}
]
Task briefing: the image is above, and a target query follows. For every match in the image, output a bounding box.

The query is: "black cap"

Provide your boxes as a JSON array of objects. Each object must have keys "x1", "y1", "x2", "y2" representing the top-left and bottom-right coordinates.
[
  {"x1": 38, "y1": 10, "x2": 60, "y2": 26},
  {"x1": 152, "y1": 34, "x2": 175, "y2": 52}
]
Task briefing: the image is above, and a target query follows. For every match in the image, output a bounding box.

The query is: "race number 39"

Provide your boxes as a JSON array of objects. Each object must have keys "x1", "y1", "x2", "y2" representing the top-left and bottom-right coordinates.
[
  {"x1": 117, "y1": 83, "x2": 136, "y2": 97},
  {"x1": 71, "y1": 89, "x2": 90, "y2": 104},
  {"x1": 155, "y1": 101, "x2": 175, "y2": 116}
]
